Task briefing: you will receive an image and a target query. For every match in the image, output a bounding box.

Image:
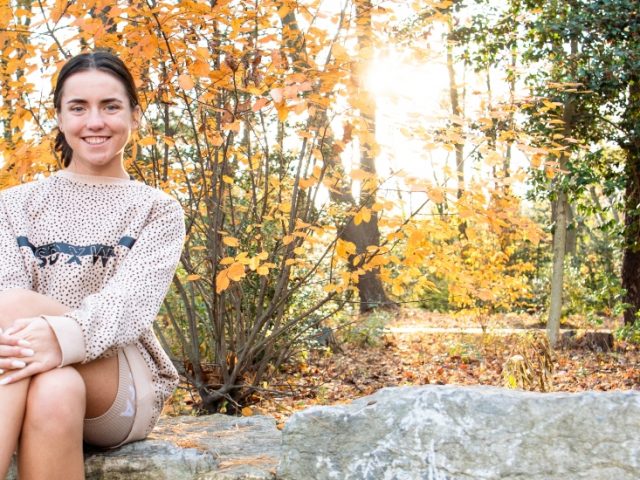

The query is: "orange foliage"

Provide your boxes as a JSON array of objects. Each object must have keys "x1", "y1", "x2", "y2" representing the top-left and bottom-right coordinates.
[{"x1": 0, "y1": 1, "x2": 542, "y2": 320}]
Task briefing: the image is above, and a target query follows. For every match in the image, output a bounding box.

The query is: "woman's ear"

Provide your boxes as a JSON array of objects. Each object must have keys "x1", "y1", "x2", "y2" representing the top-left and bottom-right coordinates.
[
  {"x1": 132, "y1": 105, "x2": 141, "y2": 130},
  {"x1": 57, "y1": 113, "x2": 64, "y2": 133}
]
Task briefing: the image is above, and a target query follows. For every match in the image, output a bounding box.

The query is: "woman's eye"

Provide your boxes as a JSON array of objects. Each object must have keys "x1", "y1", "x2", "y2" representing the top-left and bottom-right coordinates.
[
  {"x1": 70, "y1": 106, "x2": 85, "y2": 113},
  {"x1": 105, "y1": 104, "x2": 121, "y2": 112}
]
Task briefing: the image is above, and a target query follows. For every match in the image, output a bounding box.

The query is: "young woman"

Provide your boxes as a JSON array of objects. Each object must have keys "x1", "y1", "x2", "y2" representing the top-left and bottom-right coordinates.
[{"x1": 0, "y1": 51, "x2": 185, "y2": 479}]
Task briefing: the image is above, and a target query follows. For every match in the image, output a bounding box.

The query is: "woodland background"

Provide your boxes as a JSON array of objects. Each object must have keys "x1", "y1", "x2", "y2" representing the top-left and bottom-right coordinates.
[{"x1": 0, "y1": 0, "x2": 639, "y2": 415}]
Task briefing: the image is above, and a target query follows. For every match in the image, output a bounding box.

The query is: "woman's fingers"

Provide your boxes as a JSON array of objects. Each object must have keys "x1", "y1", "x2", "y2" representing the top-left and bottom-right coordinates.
[
  {"x1": 0, "y1": 327, "x2": 32, "y2": 347},
  {"x1": 0, "y1": 334, "x2": 31, "y2": 348},
  {"x1": 0, "y1": 344, "x2": 35, "y2": 358},
  {"x1": 3, "y1": 319, "x2": 31, "y2": 336},
  {"x1": 0, "y1": 360, "x2": 43, "y2": 385},
  {"x1": 0, "y1": 357, "x2": 28, "y2": 371},
  {"x1": 0, "y1": 318, "x2": 61, "y2": 385}
]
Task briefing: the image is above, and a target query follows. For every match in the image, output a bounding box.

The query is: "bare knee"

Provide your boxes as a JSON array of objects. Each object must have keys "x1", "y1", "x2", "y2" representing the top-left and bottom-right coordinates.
[
  {"x1": 24, "y1": 368, "x2": 86, "y2": 435},
  {"x1": 0, "y1": 289, "x2": 39, "y2": 324},
  {"x1": 0, "y1": 289, "x2": 68, "y2": 323},
  {"x1": 0, "y1": 288, "x2": 36, "y2": 308}
]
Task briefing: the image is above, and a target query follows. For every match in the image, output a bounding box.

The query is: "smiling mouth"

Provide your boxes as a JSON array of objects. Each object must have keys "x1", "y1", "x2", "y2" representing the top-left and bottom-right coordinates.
[{"x1": 83, "y1": 136, "x2": 110, "y2": 145}]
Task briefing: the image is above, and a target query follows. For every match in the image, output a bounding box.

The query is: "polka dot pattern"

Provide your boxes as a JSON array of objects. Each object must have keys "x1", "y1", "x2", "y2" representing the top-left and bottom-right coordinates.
[{"x1": 0, "y1": 170, "x2": 185, "y2": 433}]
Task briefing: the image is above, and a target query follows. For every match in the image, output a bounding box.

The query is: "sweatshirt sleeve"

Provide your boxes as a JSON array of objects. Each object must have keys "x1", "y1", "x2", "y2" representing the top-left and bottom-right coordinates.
[
  {"x1": 0, "y1": 196, "x2": 31, "y2": 292},
  {"x1": 43, "y1": 196, "x2": 185, "y2": 366}
]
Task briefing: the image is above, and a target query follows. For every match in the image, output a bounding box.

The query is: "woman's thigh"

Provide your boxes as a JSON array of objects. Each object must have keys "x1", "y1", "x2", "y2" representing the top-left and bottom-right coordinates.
[
  {"x1": 79, "y1": 350, "x2": 137, "y2": 448},
  {"x1": 74, "y1": 355, "x2": 119, "y2": 418},
  {"x1": 0, "y1": 289, "x2": 69, "y2": 320}
]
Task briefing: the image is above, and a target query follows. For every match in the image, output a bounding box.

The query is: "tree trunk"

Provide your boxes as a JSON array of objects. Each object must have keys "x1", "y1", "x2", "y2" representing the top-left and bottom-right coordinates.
[
  {"x1": 621, "y1": 76, "x2": 640, "y2": 325},
  {"x1": 552, "y1": 200, "x2": 577, "y2": 255},
  {"x1": 342, "y1": 214, "x2": 391, "y2": 311},
  {"x1": 349, "y1": 0, "x2": 396, "y2": 312},
  {"x1": 548, "y1": 190, "x2": 568, "y2": 346},
  {"x1": 280, "y1": 4, "x2": 396, "y2": 313},
  {"x1": 622, "y1": 144, "x2": 640, "y2": 325},
  {"x1": 547, "y1": 34, "x2": 578, "y2": 347},
  {"x1": 446, "y1": 16, "x2": 466, "y2": 236}
]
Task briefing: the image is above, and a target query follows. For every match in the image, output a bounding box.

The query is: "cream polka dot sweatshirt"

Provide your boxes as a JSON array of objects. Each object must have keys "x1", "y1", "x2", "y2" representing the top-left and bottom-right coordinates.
[{"x1": 0, "y1": 170, "x2": 185, "y2": 434}]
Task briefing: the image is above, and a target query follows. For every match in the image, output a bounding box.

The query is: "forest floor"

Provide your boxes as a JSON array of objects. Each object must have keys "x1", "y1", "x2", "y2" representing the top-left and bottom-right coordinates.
[{"x1": 165, "y1": 308, "x2": 640, "y2": 426}]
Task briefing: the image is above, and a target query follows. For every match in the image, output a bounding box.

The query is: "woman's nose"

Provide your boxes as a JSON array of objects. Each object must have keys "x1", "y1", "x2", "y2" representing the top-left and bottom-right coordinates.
[{"x1": 86, "y1": 109, "x2": 106, "y2": 129}]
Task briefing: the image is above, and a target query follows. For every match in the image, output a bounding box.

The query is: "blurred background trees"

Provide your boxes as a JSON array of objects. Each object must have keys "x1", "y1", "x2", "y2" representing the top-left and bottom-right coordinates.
[{"x1": 0, "y1": 0, "x2": 636, "y2": 409}]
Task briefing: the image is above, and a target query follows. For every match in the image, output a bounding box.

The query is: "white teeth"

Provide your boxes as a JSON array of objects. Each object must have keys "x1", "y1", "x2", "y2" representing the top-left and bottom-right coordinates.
[{"x1": 84, "y1": 137, "x2": 108, "y2": 144}]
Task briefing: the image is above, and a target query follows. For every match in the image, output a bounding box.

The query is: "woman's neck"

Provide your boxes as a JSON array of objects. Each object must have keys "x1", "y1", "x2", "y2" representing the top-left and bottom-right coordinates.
[{"x1": 65, "y1": 162, "x2": 129, "y2": 180}]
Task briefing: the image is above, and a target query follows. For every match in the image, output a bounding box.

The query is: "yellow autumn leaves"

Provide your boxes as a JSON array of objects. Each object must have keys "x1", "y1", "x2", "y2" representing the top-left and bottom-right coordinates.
[
  {"x1": 184, "y1": 234, "x2": 278, "y2": 294},
  {"x1": 215, "y1": 247, "x2": 275, "y2": 294},
  {"x1": 215, "y1": 262, "x2": 246, "y2": 293}
]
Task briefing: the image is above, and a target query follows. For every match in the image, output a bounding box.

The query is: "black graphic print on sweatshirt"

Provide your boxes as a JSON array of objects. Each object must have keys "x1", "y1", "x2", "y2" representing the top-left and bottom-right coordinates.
[{"x1": 17, "y1": 236, "x2": 137, "y2": 267}]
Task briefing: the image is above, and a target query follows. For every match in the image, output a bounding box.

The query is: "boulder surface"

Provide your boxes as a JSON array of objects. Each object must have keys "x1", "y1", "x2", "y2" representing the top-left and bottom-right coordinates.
[
  {"x1": 277, "y1": 385, "x2": 640, "y2": 480},
  {"x1": 7, "y1": 414, "x2": 280, "y2": 480},
  {"x1": 8, "y1": 385, "x2": 640, "y2": 479}
]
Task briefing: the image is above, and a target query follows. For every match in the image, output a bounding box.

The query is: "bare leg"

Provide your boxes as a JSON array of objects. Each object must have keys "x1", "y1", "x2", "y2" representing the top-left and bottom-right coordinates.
[
  {"x1": 0, "y1": 289, "x2": 119, "y2": 479},
  {"x1": 75, "y1": 355, "x2": 119, "y2": 418},
  {"x1": 0, "y1": 378, "x2": 28, "y2": 476},
  {"x1": 18, "y1": 367, "x2": 86, "y2": 480},
  {"x1": 0, "y1": 290, "x2": 39, "y2": 477}
]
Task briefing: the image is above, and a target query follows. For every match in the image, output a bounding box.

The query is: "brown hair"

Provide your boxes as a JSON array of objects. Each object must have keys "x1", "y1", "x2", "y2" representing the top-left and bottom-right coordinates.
[{"x1": 54, "y1": 51, "x2": 140, "y2": 167}]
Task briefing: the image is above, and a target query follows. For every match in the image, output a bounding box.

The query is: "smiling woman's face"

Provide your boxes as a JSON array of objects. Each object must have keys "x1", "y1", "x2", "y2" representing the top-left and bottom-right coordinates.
[{"x1": 57, "y1": 69, "x2": 140, "y2": 178}]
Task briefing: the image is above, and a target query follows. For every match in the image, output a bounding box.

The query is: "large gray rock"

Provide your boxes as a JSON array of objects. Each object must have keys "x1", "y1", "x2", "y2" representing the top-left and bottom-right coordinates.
[
  {"x1": 7, "y1": 414, "x2": 280, "y2": 480},
  {"x1": 277, "y1": 385, "x2": 640, "y2": 480},
  {"x1": 8, "y1": 386, "x2": 640, "y2": 479}
]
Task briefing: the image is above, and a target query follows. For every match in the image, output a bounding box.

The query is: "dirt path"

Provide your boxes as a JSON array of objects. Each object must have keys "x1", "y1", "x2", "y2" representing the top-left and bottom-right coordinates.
[
  {"x1": 389, "y1": 326, "x2": 553, "y2": 335},
  {"x1": 387, "y1": 326, "x2": 611, "y2": 335}
]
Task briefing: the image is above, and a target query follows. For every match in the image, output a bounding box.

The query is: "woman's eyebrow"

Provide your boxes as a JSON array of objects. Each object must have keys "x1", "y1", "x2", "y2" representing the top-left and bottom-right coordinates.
[
  {"x1": 65, "y1": 98, "x2": 124, "y2": 104},
  {"x1": 100, "y1": 98, "x2": 124, "y2": 104}
]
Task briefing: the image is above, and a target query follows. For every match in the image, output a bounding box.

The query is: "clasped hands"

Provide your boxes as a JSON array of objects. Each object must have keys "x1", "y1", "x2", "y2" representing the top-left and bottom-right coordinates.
[{"x1": 0, "y1": 317, "x2": 62, "y2": 385}]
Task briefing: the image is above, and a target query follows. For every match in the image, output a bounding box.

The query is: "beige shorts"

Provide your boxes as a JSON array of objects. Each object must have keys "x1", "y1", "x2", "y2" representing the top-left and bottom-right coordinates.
[{"x1": 82, "y1": 349, "x2": 136, "y2": 448}]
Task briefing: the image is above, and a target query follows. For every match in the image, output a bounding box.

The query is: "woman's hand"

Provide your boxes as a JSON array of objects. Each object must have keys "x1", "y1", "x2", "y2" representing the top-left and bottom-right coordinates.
[
  {"x1": 0, "y1": 326, "x2": 35, "y2": 375},
  {"x1": 0, "y1": 317, "x2": 62, "y2": 385}
]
